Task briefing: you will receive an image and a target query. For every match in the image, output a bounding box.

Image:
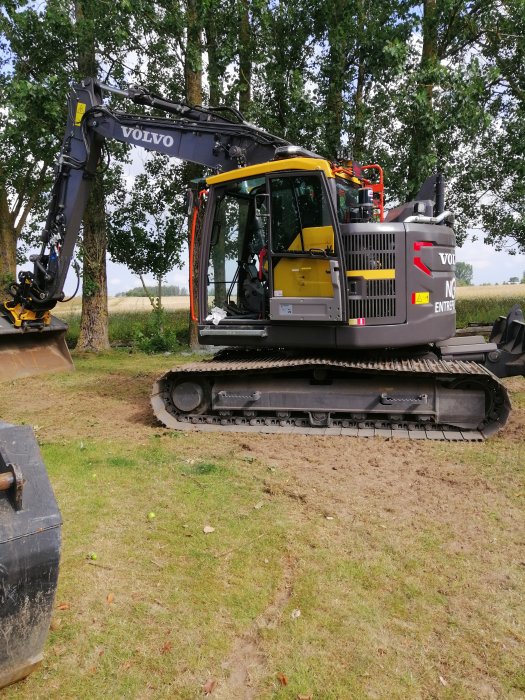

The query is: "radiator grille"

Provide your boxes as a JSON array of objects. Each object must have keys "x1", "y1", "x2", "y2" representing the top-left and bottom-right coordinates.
[
  {"x1": 349, "y1": 280, "x2": 396, "y2": 319},
  {"x1": 344, "y1": 232, "x2": 397, "y2": 320},
  {"x1": 344, "y1": 232, "x2": 396, "y2": 271}
]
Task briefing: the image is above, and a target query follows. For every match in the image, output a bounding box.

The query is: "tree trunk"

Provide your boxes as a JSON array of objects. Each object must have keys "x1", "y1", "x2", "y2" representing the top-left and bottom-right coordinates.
[
  {"x1": 185, "y1": 0, "x2": 204, "y2": 350},
  {"x1": 205, "y1": 16, "x2": 227, "y2": 308},
  {"x1": 324, "y1": 6, "x2": 349, "y2": 159},
  {"x1": 75, "y1": 0, "x2": 109, "y2": 351},
  {"x1": 0, "y1": 182, "x2": 16, "y2": 300},
  {"x1": 76, "y1": 177, "x2": 110, "y2": 350},
  {"x1": 406, "y1": 0, "x2": 438, "y2": 199},
  {"x1": 352, "y1": 57, "x2": 367, "y2": 161},
  {"x1": 238, "y1": 0, "x2": 252, "y2": 116}
]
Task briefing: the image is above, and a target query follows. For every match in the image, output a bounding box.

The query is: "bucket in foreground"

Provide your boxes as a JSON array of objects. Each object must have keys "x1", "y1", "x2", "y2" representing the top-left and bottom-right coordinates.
[
  {"x1": 0, "y1": 314, "x2": 73, "y2": 382},
  {"x1": 0, "y1": 422, "x2": 61, "y2": 689}
]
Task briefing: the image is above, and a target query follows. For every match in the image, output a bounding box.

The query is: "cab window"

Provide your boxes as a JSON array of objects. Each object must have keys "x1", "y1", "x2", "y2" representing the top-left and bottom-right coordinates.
[
  {"x1": 270, "y1": 174, "x2": 332, "y2": 253},
  {"x1": 336, "y1": 178, "x2": 359, "y2": 223}
]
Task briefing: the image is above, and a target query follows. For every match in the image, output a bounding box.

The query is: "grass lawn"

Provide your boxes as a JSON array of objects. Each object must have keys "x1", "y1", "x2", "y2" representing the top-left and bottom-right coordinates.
[{"x1": 1, "y1": 350, "x2": 524, "y2": 699}]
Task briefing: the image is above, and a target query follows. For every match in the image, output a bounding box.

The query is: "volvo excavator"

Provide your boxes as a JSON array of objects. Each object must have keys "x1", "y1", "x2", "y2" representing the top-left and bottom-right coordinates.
[{"x1": 1, "y1": 77, "x2": 525, "y2": 687}]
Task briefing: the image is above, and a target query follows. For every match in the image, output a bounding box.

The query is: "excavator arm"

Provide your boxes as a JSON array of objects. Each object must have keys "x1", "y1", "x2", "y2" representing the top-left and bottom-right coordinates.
[{"x1": 4, "y1": 77, "x2": 290, "y2": 328}]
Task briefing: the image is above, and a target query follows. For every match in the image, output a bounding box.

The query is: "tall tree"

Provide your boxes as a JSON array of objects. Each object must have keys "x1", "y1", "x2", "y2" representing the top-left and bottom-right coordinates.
[
  {"x1": 238, "y1": 0, "x2": 252, "y2": 115},
  {"x1": 476, "y1": 0, "x2": 525, "y2": 250},
  {"x1": 184, "y1": 0, "x2": 204, "y2": 348},
  {"x1": 251, "y1": 0, "x2": 320, "y2": 147},
  {"x1": 371, "y1": 0, "x2": 492, "y2": 220},
  {"x1": 108, "y1": 155, "x2": 186, "y2": 314},
  {"x1": 405, "y1": 0, "x2": 439, "y2": 199},
  {"x1": 0, "y1": 0, "x2": 139, "y2": 338},
  {"x1": 0, "y1": 2, "x2": 71, "y2": 296},
  {"x1": 75, "y1": 0, "x2": 110, "y2": 350}
]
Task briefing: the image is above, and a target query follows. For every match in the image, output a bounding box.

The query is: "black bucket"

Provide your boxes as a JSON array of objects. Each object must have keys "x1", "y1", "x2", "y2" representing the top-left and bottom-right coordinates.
[{"x1": 0, "y1": 422, "x2": 61, "y2": 689}]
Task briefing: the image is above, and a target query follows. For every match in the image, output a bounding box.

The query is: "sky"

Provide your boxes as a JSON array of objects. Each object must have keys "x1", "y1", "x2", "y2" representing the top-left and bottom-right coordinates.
[{"x1": 455, "y1": 236, "x2": 525, "y2": 285}]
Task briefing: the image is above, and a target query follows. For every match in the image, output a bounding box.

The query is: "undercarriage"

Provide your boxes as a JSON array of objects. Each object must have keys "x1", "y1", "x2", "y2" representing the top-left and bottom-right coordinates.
[{"x1": 152, "y1": 349, "x2": 511, "y2": 441}]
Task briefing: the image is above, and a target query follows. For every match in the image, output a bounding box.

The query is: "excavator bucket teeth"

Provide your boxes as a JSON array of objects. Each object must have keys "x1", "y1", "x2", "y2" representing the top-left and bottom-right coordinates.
[
  {"x1": 0, "y1": 314, "x2": 73, "y2": 382},
  {"x1": 0, "y1": 422, "x2": 61, "y2": 689}
]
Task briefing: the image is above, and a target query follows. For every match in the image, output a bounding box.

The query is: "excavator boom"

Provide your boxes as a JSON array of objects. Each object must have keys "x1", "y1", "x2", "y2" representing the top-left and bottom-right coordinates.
[{"x1": 0, "y1": 78, "x2": 294, "y2": 381}]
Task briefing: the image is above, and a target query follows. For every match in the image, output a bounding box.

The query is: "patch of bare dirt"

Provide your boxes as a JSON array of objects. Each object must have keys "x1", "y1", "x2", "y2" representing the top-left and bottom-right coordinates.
[
  {"x1": 229, "y1": 428, "x2": 522, "y2": 559},
  {"x1": 0, "y1": 370, "x2": 161, "y2": 443},
  {"x1": 214, "y1": 557, "x2": 295, "y2": 700}
]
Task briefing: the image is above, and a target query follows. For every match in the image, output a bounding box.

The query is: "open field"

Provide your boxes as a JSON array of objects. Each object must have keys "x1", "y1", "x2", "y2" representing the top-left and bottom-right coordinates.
[
  {"x1": 2, "y1": 349, "x2": 525, "y2": 699},
  {"x1": 58, "y1": 295, "x2": 192, "y2": 315},
  {"x1": 457, "y1": 284, "x2": 525, "y2": 299},
  {"x1": 56, "y1": 286, "x2": 525, "y2": 317}
]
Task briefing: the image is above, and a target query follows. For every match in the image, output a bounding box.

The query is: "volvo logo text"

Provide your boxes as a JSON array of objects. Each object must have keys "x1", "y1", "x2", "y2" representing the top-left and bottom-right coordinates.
[
  {"x1": 121, "y1": 126, "x2": 174, "y2": 148},
  {"x1": 439, "y1": 252, "x2": 455, "y2": 265}
]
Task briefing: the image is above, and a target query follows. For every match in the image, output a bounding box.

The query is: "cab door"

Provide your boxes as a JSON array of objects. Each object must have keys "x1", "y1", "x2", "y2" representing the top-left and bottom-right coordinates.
[{"x1": 268, "y1": 172, "x2": 343, "y2": 322}]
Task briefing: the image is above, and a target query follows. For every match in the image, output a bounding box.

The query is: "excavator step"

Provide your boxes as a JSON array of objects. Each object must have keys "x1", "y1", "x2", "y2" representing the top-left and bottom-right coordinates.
[{"x1": 152, "y1": 350, "x2": 510, "y2": 441}]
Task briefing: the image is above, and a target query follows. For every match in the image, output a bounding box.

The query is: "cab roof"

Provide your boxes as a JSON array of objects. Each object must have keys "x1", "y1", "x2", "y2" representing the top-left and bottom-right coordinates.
[{"x1": 205, "y1": 156, "x2": 335, "y2": 186}]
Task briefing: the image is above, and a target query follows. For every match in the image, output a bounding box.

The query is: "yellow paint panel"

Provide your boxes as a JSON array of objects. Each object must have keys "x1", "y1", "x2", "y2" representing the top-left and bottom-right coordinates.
[
  {"x1": 346, "y1": 269, "x2": 395, "y2": 280},
  {"x1": 273, "y1": 226, "x2": 335, "y2": 298},
  {"x1": 206, "y1": 157, "x2": 334, "y2": 185},
  {"x1": 75, "y1": 102, "x2": 86, "y2": 126},
  {"x1": 287, "y1": 226, "x2": 334, "y2": 253}
]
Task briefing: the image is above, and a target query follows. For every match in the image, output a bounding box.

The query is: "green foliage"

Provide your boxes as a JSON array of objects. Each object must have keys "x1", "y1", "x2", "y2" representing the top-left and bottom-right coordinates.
[
  {"x1": 64, "y1": 309, "x2": 189, "y2": 350},
  {"x1": 116, "y1": 284, "x2": 188, "y2": 297},
  {"x1": 107, "y1": 155, "x2": 187, "y2": 282},
  {"x1": 133, "y1": 308, "x2": 180, "y2": 354},
  {"x1": 455, "y1": 295, "x2": 525, "y2": 328},
  {"x1": 455, "y1": 261, "x2": 473, "y2": 286}
]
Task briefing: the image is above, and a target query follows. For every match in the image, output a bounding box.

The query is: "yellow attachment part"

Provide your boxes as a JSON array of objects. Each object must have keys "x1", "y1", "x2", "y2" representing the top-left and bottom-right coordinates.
[
  {"x1": 3, "y1": 303, "x2": 51, "y2": 329},
  {"x1": 206, "y1": 157, "x2": 334, "y2": 186},
  {"x1": 346, "y1": 269, "x2": 396, "y2": 280},
  {"x1": 273, "y1": 226, "x2": 335, "y2": 298}
]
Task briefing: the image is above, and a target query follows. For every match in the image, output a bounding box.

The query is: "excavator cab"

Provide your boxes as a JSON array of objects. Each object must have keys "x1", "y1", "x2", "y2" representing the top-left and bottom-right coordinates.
[
  {"x1": 197, "y1": 158, "x2": 459, "y2": 352},
  {"x1": 205, "y1": 166, "x2": 344, "y2": 325}
]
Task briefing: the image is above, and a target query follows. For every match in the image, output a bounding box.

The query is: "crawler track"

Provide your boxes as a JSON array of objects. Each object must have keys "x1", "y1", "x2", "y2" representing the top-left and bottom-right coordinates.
[{"x1": 151, "y1": 349, "x2": 510, "y2": 440}]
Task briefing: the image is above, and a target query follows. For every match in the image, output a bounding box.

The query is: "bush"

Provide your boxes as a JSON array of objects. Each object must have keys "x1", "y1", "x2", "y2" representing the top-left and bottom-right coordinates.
[
  {"x1": 63, "y1": 309, "x2": 190, "y2": 351},
  {"x1": 455, "y1": 296, "x2": 525, "y2": 327},
  {"x1": 134, "y1": 310, "x2": 180, "y2": 354}
]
